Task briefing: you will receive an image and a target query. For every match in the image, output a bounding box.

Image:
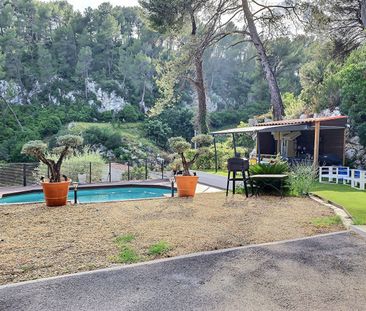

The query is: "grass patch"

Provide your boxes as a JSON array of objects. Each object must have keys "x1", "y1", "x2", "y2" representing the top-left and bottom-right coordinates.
[
  {"x1": 148, "y1": 241, "x2": 171, "y2": 256},
  {"x1": 311, "y1": 215, "x2": 342, "y2": 228},
  {"x1": 115, "y1": 233, "x2": 135, "y2": 245},
  {"x1": 117, "y1": 246, "x2": 140, "y2": 264},
  {"x1": 114, "y1": 233, "x2": 139, "y2": 263},
  {"x1": 311, "y1": 182, "x2": 366, "y2": 225}
]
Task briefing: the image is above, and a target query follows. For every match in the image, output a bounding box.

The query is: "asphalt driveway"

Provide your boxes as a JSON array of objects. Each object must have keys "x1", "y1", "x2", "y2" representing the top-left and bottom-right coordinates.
[{"x1": 1, "y1": 231, "x2": 366, "y2": 311}]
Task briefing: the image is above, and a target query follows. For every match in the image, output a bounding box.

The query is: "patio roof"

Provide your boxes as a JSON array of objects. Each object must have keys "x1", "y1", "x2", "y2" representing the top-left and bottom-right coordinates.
[{"x1": 210, "y1": 116, "x2": 347, "y2": 136}]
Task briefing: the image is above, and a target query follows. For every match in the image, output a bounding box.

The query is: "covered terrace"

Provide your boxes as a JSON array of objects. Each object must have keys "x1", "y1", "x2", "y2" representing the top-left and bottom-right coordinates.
[{"x1": 210, "y1": 116, "x2": 348, "y2": 170}]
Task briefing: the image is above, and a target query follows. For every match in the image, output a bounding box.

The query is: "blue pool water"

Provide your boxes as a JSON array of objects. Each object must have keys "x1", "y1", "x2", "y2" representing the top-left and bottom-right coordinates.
[{"x1": 0, "y1": 186, "x2": 171, "y2": 204}]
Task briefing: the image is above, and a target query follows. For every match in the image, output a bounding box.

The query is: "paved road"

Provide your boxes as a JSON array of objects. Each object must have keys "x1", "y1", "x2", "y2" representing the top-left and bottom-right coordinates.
[
  {"x1": 196, "y1": 171, "x2": 230, "y2": 190},
  {"x1": 1, "y1": 232, "x2": 366, "y2": 311}
]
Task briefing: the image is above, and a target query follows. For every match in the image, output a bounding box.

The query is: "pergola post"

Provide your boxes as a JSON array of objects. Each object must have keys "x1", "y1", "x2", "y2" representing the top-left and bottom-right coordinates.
[
  {"x1": 343, "y1": 128, "x2": 346, "y2": 165},
  {"x1": 213, "y1": 135, "x2": 218, "y2": 172},
  {"x1": 313, "y1": 121, "x2": 320, "y2": 166},
  {"x1": 256, "y1": 132, "x2": 261, "y2": 163},
  {"x1": 232, "y1": 133, "x2": 237, "y2": 157}
]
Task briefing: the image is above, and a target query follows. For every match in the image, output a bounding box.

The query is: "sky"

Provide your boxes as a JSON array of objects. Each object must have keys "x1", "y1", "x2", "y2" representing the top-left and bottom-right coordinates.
[{"x1": 42, "y1": 0, "x2": 140, "y2": 12}]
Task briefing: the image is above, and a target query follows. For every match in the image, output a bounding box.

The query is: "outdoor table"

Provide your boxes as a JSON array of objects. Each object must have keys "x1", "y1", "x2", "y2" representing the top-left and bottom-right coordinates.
[{"x1": 250, "y1": 174, "x2": 288, "y2": 198}]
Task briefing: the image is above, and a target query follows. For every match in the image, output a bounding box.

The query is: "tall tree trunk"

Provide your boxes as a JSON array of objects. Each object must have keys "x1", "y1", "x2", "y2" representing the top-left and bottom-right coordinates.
[
  {"x1": 241, "y1": 0, "x2": 284, "y2": 120},
  {"x1": 194, "y1": 57, "x2": 209, "y2": 134},
  {"x1": 190, "y1": 11, "x2": 208, "y2": 134},
  {"x1": 0, "y1": 95, "x2": 24, "y2": 131}
]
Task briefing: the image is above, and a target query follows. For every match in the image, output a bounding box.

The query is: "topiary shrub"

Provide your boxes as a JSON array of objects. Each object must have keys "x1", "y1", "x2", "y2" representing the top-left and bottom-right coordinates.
[
  {"x1": 168, "y1": 134, "x2": 213, "y2": 176},
  {"x1": 21, "y1": 135, "x2": 83, "y2": 182},
  {"x1": 34, "y1": 147, "x2": 105, "y2": 183}
]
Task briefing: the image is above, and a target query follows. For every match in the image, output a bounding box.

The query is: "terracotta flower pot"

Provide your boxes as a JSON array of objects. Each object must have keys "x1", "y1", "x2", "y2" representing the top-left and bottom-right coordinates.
[
  {"x1": 175, "y1": 175, "x2": 199, "y2": 197},
  {"x1": 42, "y1": 180, "x2": 71, "y2": 206}
]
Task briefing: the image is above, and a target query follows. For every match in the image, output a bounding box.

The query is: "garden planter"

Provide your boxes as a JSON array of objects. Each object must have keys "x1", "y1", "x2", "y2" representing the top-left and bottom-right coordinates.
[
  {"x1": 42, "y1": 180, "x2": 71, "y2": 206},
  {"x1": 175, "y1": 175, "x2": 199, "y2": 197}
]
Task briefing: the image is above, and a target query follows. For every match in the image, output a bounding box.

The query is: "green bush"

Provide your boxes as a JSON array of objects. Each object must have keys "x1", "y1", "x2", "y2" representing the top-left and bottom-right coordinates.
[
  {"x1": 288, "y1": 162, "x2": 316, "y2": 196},
  {"x1": 83, "y1": 126, "x2": 121, "y2": 150},
  {"x1": 117, "y1": 104, "x2": 143, "y2": 122},
  {"x1": 250, "y1": 161, "x2": 289, "y2": 194},
  {"x1": 121, "y1": 165, "x2": 146, "y2": 180},
  {"x1": 40, "y1": 115, "x2": 62, "y2": 136},
  {"x1": 144, "y1": 119, "x2": 172, "y2": 148},
  {"x1": 157, "y1": 107, "x2": 194, "y2": 141},
  {"x1": 189, "y1": 142, "x2": 247, "y2": 170},
  {"x1": 250, "y1": 161, "x2": 289, "y2": 175},
  {"x1": 148, "y1": 241, "x2": 170, "y2": 256}
]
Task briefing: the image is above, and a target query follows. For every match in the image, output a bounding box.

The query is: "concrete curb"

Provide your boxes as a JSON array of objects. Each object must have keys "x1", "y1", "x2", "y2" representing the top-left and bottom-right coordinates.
[
  {"x1": 350, "y1": 225, "x2": 366, "y2": 239},
  {"x1": 0, "y1": 231, "x2": 348, "y2": 290},
  {"x1": 309, "y1": 194, "x2": 353, "y2": 229}
]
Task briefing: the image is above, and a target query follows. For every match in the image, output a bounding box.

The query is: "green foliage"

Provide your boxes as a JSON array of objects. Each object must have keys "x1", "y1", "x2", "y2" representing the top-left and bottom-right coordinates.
[
  {"x1": 121, "y1": 166, "x2": 146, "y2": 180},
  {"x1": 21, "y1": 135, "x2": 83, "y2": 182},
  {"x1": 83, "y1": 126, "x2": 121, "y2": 151},
  {"x1": 190, "y1": 143, "x2": 247, "y2": 170},
  {"x1": 35, "y1": 147, "x2": 105, "y2": 183},
  {"x1": 336, "y1": 47, "x2": 366, "y2": 145},
  {"x1": 311, "y1": 215, "x2": 342, "y2": 228},
  {"x1": 117, "y1": 104, "x2": 143, "y2": 122},
  {"x1": 283, "y1": 93, "x2": 306, "y2": 119},
  {"x1": 250, "y1": 161, "x2": 289, "y2": 194},
  {"x1": 157, "y1": 107, "x2": 194, "y2": 141},
  {"x1": 116, "y1": 234, "x2": 135, "y2": 244},
  {"x1": 250, "y1": 161, "x2": 289, "y2": 175},
  {"x1": 147, "y1": 241, "x2": 171, "y2": 256},
  {"x1": 144, "y1": 119, "x2": 172, "y2": 148},
  {"x1": 288, "y1": 163, "x2": 317, "y2": 196},
  {"x1": 21, "y1": 140, "x2": 48, "y2": 158},
  {"x1": 168, "y1": 137, "x2": 191, "y2": 154},
  {"x1": 56, "y1": 135, "x2": 84, "y2": 148},
  {"x1": 114, "y1": 232, "x2": 139, "y2": 264},
  {"x1": 169, "y1": 135, "x2": 212, "y2": 175},
  {"x1": 40, "y1": 116, "x2": 62, "y2": 136},
  {"x1": 116, "y1": 246, "x2": 140, "y2": 264}
]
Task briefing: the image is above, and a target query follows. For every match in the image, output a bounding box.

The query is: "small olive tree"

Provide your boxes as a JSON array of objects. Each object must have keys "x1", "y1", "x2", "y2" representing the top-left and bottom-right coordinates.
[
  {"x1": 168, "y1": 134, "x2": 212, "y2": 176},
  {"x1": 21, "y1": 135, "x2": 83, "y2": 182}
]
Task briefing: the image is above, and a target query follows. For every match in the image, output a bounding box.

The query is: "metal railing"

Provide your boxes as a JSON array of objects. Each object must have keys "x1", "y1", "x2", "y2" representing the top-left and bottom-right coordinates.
[{"x1": 0, "y1": 159, "x2": 169, "y2": 188}]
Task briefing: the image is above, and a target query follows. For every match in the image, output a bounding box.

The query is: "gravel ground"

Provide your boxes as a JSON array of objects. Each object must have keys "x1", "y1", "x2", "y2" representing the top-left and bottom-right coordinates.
[{"x1": 0, "y1": 193, "x2": 344, "y2": 285}]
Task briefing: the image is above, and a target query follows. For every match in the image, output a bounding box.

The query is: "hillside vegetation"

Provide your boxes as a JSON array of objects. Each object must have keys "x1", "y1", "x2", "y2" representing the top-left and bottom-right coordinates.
[{"x1": 0, "y1": 0, "x2": 365, "y2": 167}]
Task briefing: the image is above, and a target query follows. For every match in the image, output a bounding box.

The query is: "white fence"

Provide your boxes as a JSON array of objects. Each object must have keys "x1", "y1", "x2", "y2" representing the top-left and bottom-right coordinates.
[{"x1": 319, "y1": 166, "x2": 366, "y2": 190}]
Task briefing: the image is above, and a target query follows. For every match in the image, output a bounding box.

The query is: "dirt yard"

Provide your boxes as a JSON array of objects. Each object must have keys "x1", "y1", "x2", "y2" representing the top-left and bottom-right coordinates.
[{"x1": 0, "y1": 193, "x2": 344, "y2": 285}]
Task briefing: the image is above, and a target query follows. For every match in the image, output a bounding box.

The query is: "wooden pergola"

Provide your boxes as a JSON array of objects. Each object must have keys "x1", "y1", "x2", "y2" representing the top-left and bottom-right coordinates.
[{"x1": 211, "y1": 116, "x2": 348, "y2": 171}]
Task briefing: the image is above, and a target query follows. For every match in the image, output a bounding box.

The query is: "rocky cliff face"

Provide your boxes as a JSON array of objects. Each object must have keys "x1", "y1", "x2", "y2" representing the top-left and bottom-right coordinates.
[
  {"x1": 0, "y1": 78, "x2": 129, "y2": 112},
  {"x1": 346, "y1": 135, "x2": 366, "y2": 168}
]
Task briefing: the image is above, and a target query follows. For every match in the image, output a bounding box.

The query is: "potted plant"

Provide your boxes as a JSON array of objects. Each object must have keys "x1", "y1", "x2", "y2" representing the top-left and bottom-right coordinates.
[
  {"x1": 21, "y1": 135, "x2": 83, "y2": 206},
  {"x1": 168, "y1": 134, "x2": 212, "y2": 197}
]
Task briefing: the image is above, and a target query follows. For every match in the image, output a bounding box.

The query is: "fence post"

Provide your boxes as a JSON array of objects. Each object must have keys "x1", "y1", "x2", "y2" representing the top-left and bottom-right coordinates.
[
  {"x1": 145, "y1": 159, "x2": 148, "y2": 180},
  {"x1": 109, "y1": 162, "x2": 112, "y2": 182},
  {"x1": 161, "y1": 160, "x2": 164, "y2": 179},
  {"x1": 22, "y1": 163, "x2": 27, "y2": 186},
  {"x1": 89, "y1": 162, "x2": 92, "y2": 184},
  {"x1": 127, "y1": 162, "x2": 130, "y2": 181}
]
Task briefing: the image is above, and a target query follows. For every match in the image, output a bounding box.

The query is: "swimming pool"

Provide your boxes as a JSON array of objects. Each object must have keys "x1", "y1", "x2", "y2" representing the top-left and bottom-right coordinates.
[{"x1": 0, "y1": 186, "x2": 171, "y2": 204}]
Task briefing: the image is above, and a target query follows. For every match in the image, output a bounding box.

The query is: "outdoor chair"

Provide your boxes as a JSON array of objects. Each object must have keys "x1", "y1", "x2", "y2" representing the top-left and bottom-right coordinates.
[{"x1": 226, "y1": 157, "x2": 253, "y2": 197}]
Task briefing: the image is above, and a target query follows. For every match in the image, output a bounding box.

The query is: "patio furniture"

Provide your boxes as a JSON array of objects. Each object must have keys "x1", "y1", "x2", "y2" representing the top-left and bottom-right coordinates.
[
  {"x1": 250, "y1": 174, "x2": 288, "y2": 198},
  {"x1": 226, "y1": 158, "x2": 253, "y2": 198}
]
